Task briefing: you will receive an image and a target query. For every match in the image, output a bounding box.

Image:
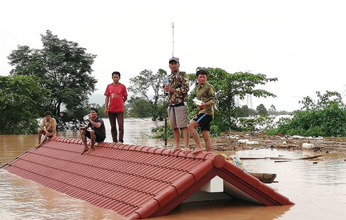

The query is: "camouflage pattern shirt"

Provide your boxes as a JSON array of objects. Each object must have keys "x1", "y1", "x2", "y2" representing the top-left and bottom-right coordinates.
[
  {"x1": 167, "y1": 70, "x2": 189, "y2": 106},
  {"x1": 195, "y1": 82, "x2": 217, "y2": 116}
]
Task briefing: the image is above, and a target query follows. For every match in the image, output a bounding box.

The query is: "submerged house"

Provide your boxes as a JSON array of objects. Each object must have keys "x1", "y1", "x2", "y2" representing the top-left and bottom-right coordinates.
[{"x1": 3, "y1": 137, "x2": 293, "y2": 219}]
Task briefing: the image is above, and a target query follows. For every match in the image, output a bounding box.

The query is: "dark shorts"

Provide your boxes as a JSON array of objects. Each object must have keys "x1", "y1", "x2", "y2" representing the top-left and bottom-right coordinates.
[
  {"x1": 85, "y1": 130, "x2": 106, "y2": 142},
  {"x1": 193, "y1": 113, "x2": 213, "y2": 131}
]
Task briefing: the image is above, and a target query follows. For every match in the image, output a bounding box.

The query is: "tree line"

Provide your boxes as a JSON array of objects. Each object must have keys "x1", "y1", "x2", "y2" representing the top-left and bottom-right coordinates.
[{"x1": 1, "y1": 30, "x2": 345, "y2": 137}]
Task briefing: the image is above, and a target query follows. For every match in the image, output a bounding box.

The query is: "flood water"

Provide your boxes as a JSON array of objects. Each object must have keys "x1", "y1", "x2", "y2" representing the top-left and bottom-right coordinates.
[{"x1": 1, "y1": 118, "x2": 346, "y2": 220}]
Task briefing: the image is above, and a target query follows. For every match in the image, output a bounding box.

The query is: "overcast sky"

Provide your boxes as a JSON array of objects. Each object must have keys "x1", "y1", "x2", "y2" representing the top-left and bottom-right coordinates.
[{"x1": 1, "y1": 0, "x2": 345, "y2": 111}]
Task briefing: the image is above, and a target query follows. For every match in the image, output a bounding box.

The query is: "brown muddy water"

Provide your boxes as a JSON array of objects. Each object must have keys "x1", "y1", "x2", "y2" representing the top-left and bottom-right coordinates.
[{"x1": 1, "y1": 118, "x2": 346, "y2": 220}]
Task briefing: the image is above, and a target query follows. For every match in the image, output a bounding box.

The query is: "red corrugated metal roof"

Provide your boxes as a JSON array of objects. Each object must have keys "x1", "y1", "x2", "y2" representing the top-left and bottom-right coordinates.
[{"x1": 3, "y1": 137, "x2": 293, "y2": 219}]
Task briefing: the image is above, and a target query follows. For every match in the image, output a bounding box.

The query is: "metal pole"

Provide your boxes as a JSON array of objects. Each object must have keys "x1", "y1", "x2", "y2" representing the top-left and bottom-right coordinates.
[
  {"x1": 172, "y1": 22, "x2": 174, "y2": 57},
  {"x1": 164, "y1": 22, "x2": 175, "y2": 148},
  {"x1": 164, "y1": 116, "x2": 167, "y2": 147}
]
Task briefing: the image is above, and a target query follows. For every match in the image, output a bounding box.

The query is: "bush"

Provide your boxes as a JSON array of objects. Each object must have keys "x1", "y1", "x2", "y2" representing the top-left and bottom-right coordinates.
[{"x1": 269, "y1": 102, "x2": 346, "y2": 137}]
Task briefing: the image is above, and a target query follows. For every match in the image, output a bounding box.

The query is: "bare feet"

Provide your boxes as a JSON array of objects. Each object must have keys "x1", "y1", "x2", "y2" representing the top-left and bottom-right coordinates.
[
  {"x1": 192, "y1": 148, "x2": 203, "y2": 155},
  {"x1": 171, "y1": 148, "x2": 181, "y2": 154},
  {"x1": 182, "y1": 148, "x2": 191, "y2": 154},
  {"x1": 81, "y1": 148, "x2": 88, "y2": 154},
  {"x1": 35, "y1": 144, "x2": 42, "y2": 149},
  {"x1": 88, "y1": 147, "x2": 94, "y2": 153}
]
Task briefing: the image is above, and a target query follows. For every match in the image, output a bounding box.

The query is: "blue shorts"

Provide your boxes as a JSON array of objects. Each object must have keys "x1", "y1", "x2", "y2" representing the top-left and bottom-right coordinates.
[{"x1": 193, "y1": 113, "x2": 212, "y2": 131}]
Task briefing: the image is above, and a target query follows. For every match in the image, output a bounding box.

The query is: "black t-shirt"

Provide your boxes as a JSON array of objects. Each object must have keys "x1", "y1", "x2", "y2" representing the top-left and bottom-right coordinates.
[{"x1": 88, "y1": 118, "x2": 106, "y2": 137}]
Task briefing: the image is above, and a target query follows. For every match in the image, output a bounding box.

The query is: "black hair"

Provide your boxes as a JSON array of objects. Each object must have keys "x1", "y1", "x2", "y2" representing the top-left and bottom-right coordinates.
[
  {"x1": 90, "y1": 108, "x2": 99, "y2": 114},
  {"x1": 112, "y1": 71, "x2": 121, "y2": 78},
  {"x1": 196, "y1": 69, "x2": 208, "y2": 77},
  {"x1": 44, "y1": 111, "x2": 52, "y2": 116}
]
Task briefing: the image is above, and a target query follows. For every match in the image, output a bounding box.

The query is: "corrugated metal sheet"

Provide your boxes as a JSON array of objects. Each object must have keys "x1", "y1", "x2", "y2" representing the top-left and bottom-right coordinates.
[{"x1": 3, "y1": 137, "x2": 293, "y2": 219}]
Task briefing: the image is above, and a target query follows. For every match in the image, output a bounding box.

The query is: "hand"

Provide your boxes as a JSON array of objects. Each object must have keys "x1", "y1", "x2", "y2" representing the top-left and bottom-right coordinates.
[
  {"x1": 104, "y1": 109, "x2": 108, "y2": 116},
  {"x1": 164, "y1": 84, "x2": 170, "y2": 92},
  {"x1": 198, "y1": 102, "x2": 206, "y2": 109}
]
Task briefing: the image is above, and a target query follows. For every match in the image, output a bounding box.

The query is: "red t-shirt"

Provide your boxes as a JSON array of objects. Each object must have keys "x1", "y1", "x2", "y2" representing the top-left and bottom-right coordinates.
[{"x1": 104, "y1": 83, "x2": 128, "y2": 113}]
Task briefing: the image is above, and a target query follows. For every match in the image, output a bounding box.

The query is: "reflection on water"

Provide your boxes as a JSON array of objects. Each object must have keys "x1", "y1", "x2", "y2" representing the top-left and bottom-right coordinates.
[{"x1": 1, "y1": 118, "x2": 346, "y2": 219}]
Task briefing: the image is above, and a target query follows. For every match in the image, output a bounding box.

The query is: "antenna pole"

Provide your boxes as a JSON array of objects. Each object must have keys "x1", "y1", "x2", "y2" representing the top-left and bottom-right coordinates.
[{"x1": 171, "y1": 22, "x2": 174, "y2": 57}]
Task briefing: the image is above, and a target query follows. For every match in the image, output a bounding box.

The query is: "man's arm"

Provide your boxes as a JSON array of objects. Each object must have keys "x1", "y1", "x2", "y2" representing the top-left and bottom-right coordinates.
[
  {"x1": 123, "y1": 85, "x2": 128, "y2": 102},
  {"x1": 205, "y1": 86, "x2": 217, "y2": 107},
  {"x1": 88, "y1": 119, "x2": 101, "y2": 128},
  {"x1": 104, "y1": 96, "x2": 109, "y2": 115},
  {"x1": 79, "y1": 123, "x2": 89, "y2": 130},
  {"x1": 51, "y1": 119, "x2": 57, "y2": 133}
]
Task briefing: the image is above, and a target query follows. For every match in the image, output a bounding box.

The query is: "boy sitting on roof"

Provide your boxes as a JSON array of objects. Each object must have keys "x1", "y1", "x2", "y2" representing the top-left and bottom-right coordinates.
[{"x1": 79, "y1": 108, "x2": 106, "y2": 154}]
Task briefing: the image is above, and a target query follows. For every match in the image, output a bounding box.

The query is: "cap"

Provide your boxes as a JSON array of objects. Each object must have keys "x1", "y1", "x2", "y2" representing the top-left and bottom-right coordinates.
[{"x1": 169, "y1": 57, "x2": 179, "y2": 63}]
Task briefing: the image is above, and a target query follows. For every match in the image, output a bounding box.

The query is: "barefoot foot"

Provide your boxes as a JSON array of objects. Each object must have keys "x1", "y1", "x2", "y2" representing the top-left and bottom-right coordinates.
[
  {"x1": 81, "y1": 148, "x2": 88, "y2": 154},
  {"x1": 192, "y1": 148, "x2": 203, "y2": 155},
  {"x1": 171, "y1": 148, "x2": 181, "y2": 154}
]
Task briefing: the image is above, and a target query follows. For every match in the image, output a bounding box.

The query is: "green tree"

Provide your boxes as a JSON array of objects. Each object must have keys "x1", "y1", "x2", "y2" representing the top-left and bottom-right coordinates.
[
  {"x1": 299, "y1": 91, "x2": 343, "y2": 111},
  {"x1": 0, "y1": 75, "x2": 49, "y2": 134},
  {"x1": 8, "y1": 30, "x2": 97, "y2": 118},
  {"x1": 127, "y1": 97, "x2": 153, "y2": 118},
  {"x1": 268, "y1": 104, "x2": 277, "y2": 115},
  {"x1": 272, "y1": 91, "x2": 346, "y2": 137},
  {"x1": 256, "y1": 104, "x2": 269, "y2": 116},
  {"x1": 235, "y1": 105, "x2": 257, "y2": 117},
  {"x1": 128, "y1": 69, "x2": 168, "y2": 120}
]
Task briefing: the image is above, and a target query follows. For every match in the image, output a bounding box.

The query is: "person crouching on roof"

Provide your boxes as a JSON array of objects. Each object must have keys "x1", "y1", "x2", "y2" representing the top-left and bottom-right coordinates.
[
  {"x1": 79, "y1": 108, "x2": 106, "y2": 154},
  {"x1": 35, "y1": 111, "x2": 57, "y2": 149}
]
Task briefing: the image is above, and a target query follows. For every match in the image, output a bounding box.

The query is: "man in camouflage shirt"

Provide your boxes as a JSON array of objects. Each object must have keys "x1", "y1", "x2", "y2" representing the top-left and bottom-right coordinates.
[
  {"x1": 164, "y1": 57, "x2": 189, "y2": 152},
  {"x1": 188, "y1": 69, "x2": 216, "y2": 153}
]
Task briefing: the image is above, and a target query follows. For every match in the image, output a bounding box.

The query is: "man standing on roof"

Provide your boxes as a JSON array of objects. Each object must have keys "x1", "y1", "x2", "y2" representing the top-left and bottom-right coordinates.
[
  {"x1": 79, "y1": 108, "x2": 106, "y2": 154},
  {"x1": 104, "y1": 71, "x2": 128, "y2": 143},
  {"x1": 188, "y1": 69, "x2": 216, "y2": 154},
  {"x1": 35, "y1": 111, "x2": 57, "y2": 149},
  {"x1": 164, "y1": 57, "x2": 189, "y2": 152}
]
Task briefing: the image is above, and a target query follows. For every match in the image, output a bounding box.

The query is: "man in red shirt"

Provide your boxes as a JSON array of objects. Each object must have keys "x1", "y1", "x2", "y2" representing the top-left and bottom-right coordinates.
[{"x1": 104, "y1": 71, "x2": 128, "y2": 143}]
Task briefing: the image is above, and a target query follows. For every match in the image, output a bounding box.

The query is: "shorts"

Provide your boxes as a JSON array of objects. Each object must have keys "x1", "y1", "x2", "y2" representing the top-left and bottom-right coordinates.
[
  {"x1": 193, "y1": 113, "x2": 212, "y2": 131},
  {"x1": 168, "y1": 104, "x2": 188, "y2": 129},
  {"x1": 85, "y1": 129, "x2": 106, "y2": 142}
]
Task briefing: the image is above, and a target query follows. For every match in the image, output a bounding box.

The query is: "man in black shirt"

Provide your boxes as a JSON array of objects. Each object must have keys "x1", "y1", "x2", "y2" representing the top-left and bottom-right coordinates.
[{"x1": 79, "y1": 108, "x2": 106, "y2": 154}]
